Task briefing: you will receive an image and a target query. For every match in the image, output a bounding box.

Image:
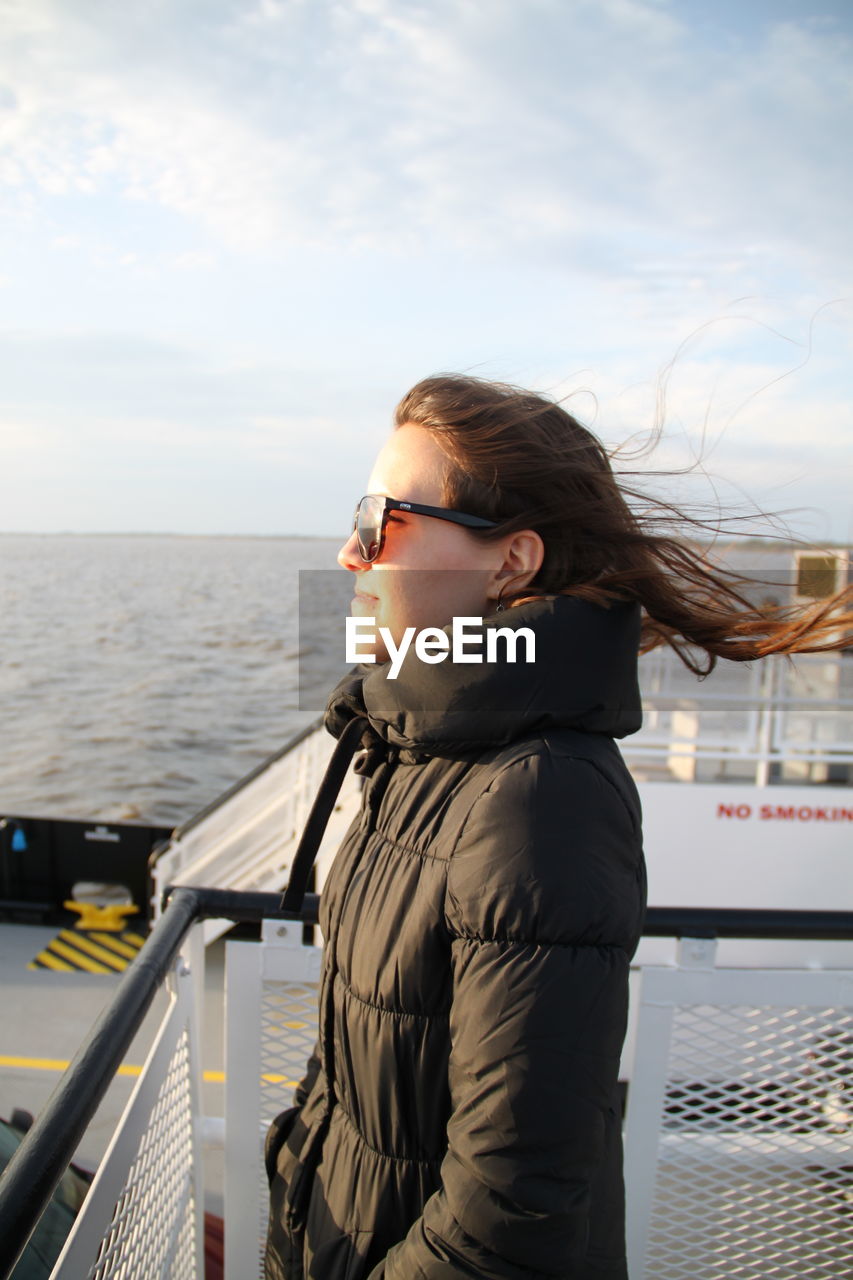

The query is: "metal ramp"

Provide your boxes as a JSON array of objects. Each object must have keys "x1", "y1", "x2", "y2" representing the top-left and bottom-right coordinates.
[{"x1": 150, "y1": 721, "x2": 362, "y2": 940}]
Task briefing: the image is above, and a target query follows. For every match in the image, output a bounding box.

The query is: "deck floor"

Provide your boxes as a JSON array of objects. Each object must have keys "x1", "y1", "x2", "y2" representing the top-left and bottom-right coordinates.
[{"x1": 0, "y1": 921, "x2": 228, "y2": 1214}]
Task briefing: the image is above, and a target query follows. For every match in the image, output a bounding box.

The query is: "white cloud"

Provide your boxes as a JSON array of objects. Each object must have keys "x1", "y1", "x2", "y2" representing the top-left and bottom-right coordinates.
[
  {"x1": 0, "y1": 0, "x2": 849, "y2": 281},
  {"x1": 0, "y1": 1, "x2": 849, "y2": 537}
]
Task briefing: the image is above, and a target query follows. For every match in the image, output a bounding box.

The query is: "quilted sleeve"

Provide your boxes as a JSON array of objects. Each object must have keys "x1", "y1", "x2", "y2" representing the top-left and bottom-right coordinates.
[{"x1": 368, "y1": 748, "x2": 644, "y2": 1279}]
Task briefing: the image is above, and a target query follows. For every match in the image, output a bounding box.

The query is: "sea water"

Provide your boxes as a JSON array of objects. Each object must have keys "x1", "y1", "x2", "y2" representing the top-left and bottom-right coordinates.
[{"x1": 0, "y1": 534, "x2": 342, "y2": 826}]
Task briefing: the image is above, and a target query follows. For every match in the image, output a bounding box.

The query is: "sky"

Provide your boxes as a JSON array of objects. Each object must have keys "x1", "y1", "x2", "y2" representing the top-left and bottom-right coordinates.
[{"x1": 1, "y1": 0, "x2": 851, "y2": 542}]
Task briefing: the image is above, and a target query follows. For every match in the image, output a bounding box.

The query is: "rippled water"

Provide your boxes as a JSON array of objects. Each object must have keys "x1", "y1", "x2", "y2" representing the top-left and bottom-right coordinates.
[{"x1": 0, "y1": 535, "x2": 343, "y2": 825}]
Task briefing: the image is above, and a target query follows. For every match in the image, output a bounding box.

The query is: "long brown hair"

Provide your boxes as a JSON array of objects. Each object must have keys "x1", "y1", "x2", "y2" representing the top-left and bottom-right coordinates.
[{"x1": 395, "y1": 374, "x2": 853, "y2": 675}]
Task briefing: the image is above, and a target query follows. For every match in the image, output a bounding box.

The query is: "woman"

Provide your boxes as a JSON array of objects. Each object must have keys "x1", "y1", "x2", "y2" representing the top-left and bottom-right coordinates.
[{"x1": 265, "y1": 375, "x2": 852, "y2": 1280}]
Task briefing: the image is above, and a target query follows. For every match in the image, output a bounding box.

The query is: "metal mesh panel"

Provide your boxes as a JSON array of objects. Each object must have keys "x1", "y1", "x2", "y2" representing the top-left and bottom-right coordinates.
[
  {"x1": 259, "y1": 979, "x2": 321, "y2": 1113},
  {"x1": 85, "y1": 1029, "x2": 198, "y2": 1280},
  {"x1": 253, "y1": 978, "x2": 320, "y2": 1276},
  {"x1": 646, "y1": 1004, "x2": 853, "y2": 1279}
]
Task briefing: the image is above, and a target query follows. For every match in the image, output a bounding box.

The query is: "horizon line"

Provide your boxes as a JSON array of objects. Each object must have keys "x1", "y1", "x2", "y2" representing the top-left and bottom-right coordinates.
[
  {"x1": 0, "y1": 530, "x2": 344, "y2": 540},
  {"x1": 0, "y1": 531, "x2": 849, "y2": 551}
]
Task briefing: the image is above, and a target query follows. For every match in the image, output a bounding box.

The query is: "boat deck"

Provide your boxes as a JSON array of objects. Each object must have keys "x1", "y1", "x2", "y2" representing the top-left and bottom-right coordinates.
[{"x1": 0, "y1": 922, "x2": 228, "y2": 1215}]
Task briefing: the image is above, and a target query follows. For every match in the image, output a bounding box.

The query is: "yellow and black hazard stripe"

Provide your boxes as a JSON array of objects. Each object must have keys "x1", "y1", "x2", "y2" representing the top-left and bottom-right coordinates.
[{"x1": 28, "y1": 929, "x2": 147, "y2": 973}]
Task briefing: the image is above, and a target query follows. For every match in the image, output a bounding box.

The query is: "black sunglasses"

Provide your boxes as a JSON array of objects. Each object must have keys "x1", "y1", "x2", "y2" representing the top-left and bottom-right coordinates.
[{"x1": 352, "y1": 494, "x2": 498, "y2": 563}]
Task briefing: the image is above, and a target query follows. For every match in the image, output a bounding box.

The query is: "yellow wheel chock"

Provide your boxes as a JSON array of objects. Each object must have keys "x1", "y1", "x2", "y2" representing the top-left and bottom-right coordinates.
[{"x1": 63, "y1": 900, "x2": 140, "y2": 933}]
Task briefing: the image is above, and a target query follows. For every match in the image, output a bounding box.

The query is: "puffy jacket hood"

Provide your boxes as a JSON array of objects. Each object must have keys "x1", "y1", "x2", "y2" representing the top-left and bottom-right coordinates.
[{"x1": 326, "y1": 594, "x2": 642, "y2": 754}]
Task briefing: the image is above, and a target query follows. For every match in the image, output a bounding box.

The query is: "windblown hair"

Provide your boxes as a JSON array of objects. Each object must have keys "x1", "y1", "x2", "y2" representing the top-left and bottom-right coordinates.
[{"x1": 395, "y1": 374, "x2": 853, "y2": 675}]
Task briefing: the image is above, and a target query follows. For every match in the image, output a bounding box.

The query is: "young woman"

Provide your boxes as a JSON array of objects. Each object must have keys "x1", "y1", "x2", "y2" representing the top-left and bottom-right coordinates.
[{"x1": 265, "y1": 375, "x2": 852, "y2": 1280}]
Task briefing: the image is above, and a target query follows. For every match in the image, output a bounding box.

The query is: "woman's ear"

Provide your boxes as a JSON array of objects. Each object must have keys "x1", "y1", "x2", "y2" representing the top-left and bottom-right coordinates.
[{"x1": 486, "y1": 529, "x2": 545, "y2": 607}]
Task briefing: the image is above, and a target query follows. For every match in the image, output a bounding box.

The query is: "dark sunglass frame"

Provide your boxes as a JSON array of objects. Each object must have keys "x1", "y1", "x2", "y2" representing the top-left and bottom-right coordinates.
[{"x1": 353, "y1": 494, "x2": 498, "y2": 563}]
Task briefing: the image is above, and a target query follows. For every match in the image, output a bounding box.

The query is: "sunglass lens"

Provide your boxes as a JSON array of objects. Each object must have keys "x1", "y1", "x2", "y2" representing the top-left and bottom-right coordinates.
[{"x1": 356, "y1": 496, "x2": 384, "y2": 561}]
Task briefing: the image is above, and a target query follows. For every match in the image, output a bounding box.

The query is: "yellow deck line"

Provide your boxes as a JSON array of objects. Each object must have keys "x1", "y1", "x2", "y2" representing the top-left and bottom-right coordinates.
[
  {"x1": 0, "y1": 1056, "x2": 290, "y2": 1086},
  {"x1": 121, "y1": 931, "x2": 147, "y2": 946},
  {"x1": 57, "y1": 930, "x2": 129, "y2": 970},
  {"x1": 0, "y1": 1056, "x2": 73, "y2": 1072},
  {"x1": 42, "y1": 937, "x2": 112, "y2": 974}
]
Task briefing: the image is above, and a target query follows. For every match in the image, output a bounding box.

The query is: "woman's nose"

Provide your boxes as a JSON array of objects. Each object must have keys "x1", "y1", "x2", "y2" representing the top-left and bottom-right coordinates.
[{"x1": 337, "y1": 529, "x2": 365, "y2": 571}]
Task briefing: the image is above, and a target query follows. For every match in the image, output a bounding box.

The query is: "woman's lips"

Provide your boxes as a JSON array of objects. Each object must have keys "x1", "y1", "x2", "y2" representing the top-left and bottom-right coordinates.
[{"x1": 351, "y1": 591, "x2": 378, "y2": 616}]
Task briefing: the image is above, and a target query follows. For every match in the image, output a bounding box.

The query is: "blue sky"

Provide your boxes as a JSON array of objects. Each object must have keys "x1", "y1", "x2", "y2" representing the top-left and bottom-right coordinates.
[{"x1": 1, "y1": 0, "x2": 851, "y2": 541}]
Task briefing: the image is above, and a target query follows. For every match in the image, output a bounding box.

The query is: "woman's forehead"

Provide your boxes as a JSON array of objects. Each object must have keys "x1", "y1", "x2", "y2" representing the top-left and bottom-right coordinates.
[{"x1": 366, "y1": 424, "x2": 448, "y2": 503}]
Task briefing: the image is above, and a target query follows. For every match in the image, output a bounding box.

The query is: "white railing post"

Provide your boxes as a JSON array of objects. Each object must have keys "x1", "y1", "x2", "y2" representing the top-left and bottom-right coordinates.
[
  {"x1": 623, "y1": 972, "x2": 676, "y2": 1280},
  {"x1": 224, "y1": 919, "x2": 322, "y2": 1280},
  {"x1": 224, "y1": 936, "x2": 264, "y2": 1279},
  {"x1": 754, "y1": 654, "x2": 776, "y2": 786}
]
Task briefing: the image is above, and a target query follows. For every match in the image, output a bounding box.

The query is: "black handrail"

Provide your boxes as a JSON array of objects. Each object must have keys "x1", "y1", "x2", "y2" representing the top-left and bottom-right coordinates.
[
  {"x1": 0, "y1": 890, "x2": 851, "y2": 1279},
  {"x1": 643, "y1": 906, "x2": 853, "y2": 940}
]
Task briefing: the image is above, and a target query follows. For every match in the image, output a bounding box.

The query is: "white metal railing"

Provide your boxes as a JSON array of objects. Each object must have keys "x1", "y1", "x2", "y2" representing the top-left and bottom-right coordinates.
[
  {"x1": 632, "y1": 653, "x2": 853, "y2": 757},
  {"x1": 41, "y1": 918, "x2": 853, "y2": 1280},
  {"x1": 624, "y1": 938, "x2": 853, "y2": 1279}
]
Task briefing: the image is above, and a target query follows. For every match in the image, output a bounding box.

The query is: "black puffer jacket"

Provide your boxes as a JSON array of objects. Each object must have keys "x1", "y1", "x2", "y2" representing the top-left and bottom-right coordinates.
[{"x1": 265, "y1": 596, "x2": 646, "y2": 1280}]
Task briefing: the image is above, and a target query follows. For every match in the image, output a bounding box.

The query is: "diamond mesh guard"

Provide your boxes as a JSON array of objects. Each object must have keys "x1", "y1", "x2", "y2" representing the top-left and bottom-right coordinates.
[
  {"x1": 255, "y1": 979, "x2": 320, "y2": 1275},
  {"x1": 644, "y1": 1002, "x2": 853, "y2": 1280},
  {"x1": 86, "y1": 1030, "x2": 198, "y2": 1280}
]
